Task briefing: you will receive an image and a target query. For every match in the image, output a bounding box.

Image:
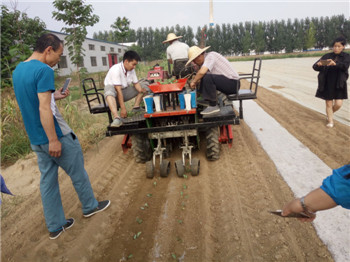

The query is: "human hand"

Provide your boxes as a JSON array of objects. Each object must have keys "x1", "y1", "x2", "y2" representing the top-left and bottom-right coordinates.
[
  {"x1": 54, "y1": 88, "x2": 70, "y2": 100},
  {"x1": 49, "y1": 139, "x2": 62, "y2": 157},
  {"x1": 120, "y1": 108, "x2": 128, "y2": 118},
  {"x1": 141, "y1": 88, "x2": 147, "y2": 94},
  {"x1": 282, "y1": 199, "x2": 316, "y2": 222},
  {"x1": 327, "y1": 59, "x2": 336, "y2": 66},
  {"x1": 190, "y1": 81, "x2": 196, "y2": 89}
]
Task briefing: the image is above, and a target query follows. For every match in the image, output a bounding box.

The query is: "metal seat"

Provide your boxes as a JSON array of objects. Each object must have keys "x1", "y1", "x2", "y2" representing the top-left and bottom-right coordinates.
[
  {"x1": 82, "y1": 78, "x2": 113, "y2": 123},
  {"x1": 227, "y1": 58, "x2": 262, "y2": 119}
]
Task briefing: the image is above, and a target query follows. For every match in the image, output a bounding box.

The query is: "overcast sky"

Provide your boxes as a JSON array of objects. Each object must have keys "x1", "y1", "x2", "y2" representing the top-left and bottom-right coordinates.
[{"x1": 3, "y1": 0, "x2": 350, "y2": 38}]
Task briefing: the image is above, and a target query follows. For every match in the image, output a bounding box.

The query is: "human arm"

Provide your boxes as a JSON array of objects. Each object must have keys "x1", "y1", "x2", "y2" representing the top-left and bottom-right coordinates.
[
  {"x1": 282, "y1": 188, "x2": 337, "y2": 222},
  {"x1": 134, "y1": 82, "x2": 147, "y2": 94},
  {"x1": 38, "y1": 91, "x2": 62, "y2": 157},
  {"x1": 329, "y1": 53, "x2": 350, "y2": 71},
  {"x1": 53, "y1": 87, "x2": 70, "y2": 101},
  {"x1": 190, "y1": 66, "x2": 209, "y2": 89},
  {"x1": 114, "y1": 85, "x2": 128, "y2": 118}
]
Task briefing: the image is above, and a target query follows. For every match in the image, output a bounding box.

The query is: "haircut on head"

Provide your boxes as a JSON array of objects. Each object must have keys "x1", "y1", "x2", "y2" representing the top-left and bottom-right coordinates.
[
  {"x1": 34, "y1": 33, "x2": 63, "y2": 53},
  {"x1": 332, "y1": 36, "x2": 346, "y2": 46},
  {"x1": 123, "y1": 50, "x2": 141, "y2": 62}
]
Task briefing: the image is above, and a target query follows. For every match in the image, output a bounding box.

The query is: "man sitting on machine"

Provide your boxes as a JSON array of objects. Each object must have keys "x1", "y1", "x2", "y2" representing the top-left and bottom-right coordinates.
[
  {"x1": 187, "y1": 46, "x2": 240, "y2": 115},
  {"x1": 163, "y1": 33, "x2": 193, "y2": 78},
  {"x1": 104, "y1": 51, "x2": 149, "y2": 127}
]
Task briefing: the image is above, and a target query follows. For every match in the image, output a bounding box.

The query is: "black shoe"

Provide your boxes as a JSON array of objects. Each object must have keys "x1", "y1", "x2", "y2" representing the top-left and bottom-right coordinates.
[
  {"x1": 83, "y1": 200, "x2": 111, "y2": 218},
  {"x1": 49, "y1": 218, "x2": 75, "y2": 240}
]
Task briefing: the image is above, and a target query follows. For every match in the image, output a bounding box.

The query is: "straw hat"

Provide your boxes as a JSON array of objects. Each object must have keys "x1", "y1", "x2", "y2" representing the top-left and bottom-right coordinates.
[
  {"x1": 185, "y1": 46, "x2": 211, "y2": 66},
  {"x1": 163, "y1": 33, "x2": 183, "y2": 43}
]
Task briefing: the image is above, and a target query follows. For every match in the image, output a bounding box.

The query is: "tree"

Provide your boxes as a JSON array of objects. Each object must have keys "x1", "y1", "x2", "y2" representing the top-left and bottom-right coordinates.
[
  {"x1": 305, "y1": 21, "x2": 316, "y2": 49},
  {"x1": 111, "y1": 17, "x2": 130, "y2": 43},
  {"x1": 1, "y1": 5, "x2": 46, "y2": 88},
  {"x1": 52, "y1": 0, "x2": 99, "y2": 77}
]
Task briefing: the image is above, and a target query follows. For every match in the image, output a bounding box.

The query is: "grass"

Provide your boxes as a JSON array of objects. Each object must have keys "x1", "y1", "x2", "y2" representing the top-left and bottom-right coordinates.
[{"x1": 1, "y1": 71, "x2": 110, "y2": 167}]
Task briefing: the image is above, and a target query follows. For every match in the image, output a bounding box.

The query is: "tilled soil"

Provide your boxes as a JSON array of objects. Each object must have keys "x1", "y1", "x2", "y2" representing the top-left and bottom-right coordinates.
[{"x1": 2, "y1": 82, "x2": 349, "y2": 262}]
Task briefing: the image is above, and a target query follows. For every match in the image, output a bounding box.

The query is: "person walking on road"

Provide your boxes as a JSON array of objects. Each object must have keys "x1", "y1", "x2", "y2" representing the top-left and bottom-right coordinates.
[
  {"x1": 313, "y1": 36, "x2": 350, "y2": 128},
  {"x1": 12, "y1": 33, "x2": 110, "y2": 240}
]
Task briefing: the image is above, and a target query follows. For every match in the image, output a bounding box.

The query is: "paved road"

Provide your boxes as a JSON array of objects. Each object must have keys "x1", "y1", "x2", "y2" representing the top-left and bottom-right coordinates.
[{"x1": 232, "y1": 57, "x2": 350, "y2": 126}]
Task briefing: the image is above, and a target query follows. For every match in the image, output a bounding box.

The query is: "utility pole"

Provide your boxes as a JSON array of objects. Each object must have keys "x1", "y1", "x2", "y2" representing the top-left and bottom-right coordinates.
[{"x1": 209, "y1": 0, "x2": 214, "y2": 28}]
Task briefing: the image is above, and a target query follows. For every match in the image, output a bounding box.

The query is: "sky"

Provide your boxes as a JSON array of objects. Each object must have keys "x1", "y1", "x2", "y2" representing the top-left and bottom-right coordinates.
[{"x1": 3, "y1": 0, "x2": 350, "y2": 38}]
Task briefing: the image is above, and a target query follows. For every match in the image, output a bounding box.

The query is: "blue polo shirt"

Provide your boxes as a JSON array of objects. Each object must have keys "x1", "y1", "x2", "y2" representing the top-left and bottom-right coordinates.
[{"x1": 12, "y1": 60, "x2": 63, "y2": 145}]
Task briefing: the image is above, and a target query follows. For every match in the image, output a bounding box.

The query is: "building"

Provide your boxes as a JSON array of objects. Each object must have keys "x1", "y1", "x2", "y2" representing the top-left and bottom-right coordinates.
[{"x1": 51, "y1": 31, "x2": 129, "y2": 76}]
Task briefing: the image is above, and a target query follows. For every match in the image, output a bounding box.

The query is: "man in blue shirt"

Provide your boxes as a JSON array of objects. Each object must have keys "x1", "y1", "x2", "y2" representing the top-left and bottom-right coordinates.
[{"x1": 12, "y1": 33, "x2": 110, "y2": 240}]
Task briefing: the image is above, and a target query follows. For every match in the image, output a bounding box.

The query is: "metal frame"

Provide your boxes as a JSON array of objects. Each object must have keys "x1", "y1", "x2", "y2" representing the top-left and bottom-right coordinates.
[
  {"x1": 82, "y1": 78, "x2": 113, "y2": 123},
  {"x1": 227, "y1": 58, "x2": 262, "y2": 119}
]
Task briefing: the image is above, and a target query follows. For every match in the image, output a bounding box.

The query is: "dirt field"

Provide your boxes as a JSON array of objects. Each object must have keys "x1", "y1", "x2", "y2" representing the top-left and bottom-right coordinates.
[{"x1": 2, "y1": 79, "x2": 350, "y2": 261}]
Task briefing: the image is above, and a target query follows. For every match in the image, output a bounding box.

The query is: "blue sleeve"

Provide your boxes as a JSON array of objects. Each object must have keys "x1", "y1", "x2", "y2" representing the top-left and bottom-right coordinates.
[
  {"x1": 320, "y1": 164, "x2": 350, "y2": 209},
  {"x1": 36, "y1": 66, "x2": 55, "y2": 93}
]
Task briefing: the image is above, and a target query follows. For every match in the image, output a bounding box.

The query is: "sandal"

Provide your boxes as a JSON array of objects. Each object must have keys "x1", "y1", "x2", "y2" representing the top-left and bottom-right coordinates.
[{"x1": 326, "y1": 122, "x2": 334, "y2": 128}]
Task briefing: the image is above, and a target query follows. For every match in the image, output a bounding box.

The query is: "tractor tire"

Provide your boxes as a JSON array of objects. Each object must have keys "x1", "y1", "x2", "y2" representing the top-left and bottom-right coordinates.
[
  {"x1": 146, "y1": 161, "x2": 154, "y2": 179},
  {"x1": 206, "y1": 126, "x2": 220, "y2": 161},
  {"x1": 175, "y1": 160, "x2": 185, "y2": 177},
  {"x1": 190, "y1": 158, "x2": 200, "y2": 176},
  {"x1": 160, "y1": 160, "x2": 170, "y2": 177},
  {"x1": 132, "y1": 134, "x2": 152, "y2": 163}
]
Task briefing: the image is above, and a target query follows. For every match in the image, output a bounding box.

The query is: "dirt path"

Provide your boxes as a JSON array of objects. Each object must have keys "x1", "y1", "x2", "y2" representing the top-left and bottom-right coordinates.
[{"x1": 2, "y1": 81, "x2": 349, "y2": 261}]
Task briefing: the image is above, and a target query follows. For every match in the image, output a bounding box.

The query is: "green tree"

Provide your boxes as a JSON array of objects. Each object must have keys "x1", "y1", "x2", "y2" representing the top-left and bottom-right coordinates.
[
  {"x1": 111, "y1": 17, "x2": 130, "y2": 43},
  {"x1": 252, "y1": 22, "x2": 266, "y2": 54},
  {"x1": 1, "y1": 5, "x2": 46, "y2": 88},
  {"x1": 52, "y1": 0, "x2": 99, "y2": 78},
  {"x1": 305, "y1": 21, "x2": 316, "y2": 49}
]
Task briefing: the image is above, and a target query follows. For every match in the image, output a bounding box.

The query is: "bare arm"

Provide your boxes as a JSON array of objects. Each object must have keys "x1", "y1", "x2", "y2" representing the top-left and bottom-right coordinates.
[
  {"x1": 134, "y1": 82, "x2": 147, "y2": 93},
  {"x1": 282, "y1": 188, "x2": 337, "y2": 222},
  {"x1": 38, "y1": 91, "x2": 62, "y2": 157},
  {"x1": 190, "y1": 66, "x2": 209, "y2": 89}
]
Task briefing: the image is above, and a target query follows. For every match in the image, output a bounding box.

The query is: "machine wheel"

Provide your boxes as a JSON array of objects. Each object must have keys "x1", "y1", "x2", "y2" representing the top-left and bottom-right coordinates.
[
  {"x1": 160, "y1": 160, "x2": 170, "y2": 177},
  {"x1": 190, "y1": 158, "x2": 200, "y2": 176},
  {"x1": 175, "y1": 160, "x2": 185, "y2": 177},
  {"x1": 146, "y1": 161, "x2": 154, "y2": 179},
  {"x1": 206, "y1": 126, "x2": 220, "y2": 161},
  {"x1": 132, "y1": 134, "x2": 152, "y2": 163}
]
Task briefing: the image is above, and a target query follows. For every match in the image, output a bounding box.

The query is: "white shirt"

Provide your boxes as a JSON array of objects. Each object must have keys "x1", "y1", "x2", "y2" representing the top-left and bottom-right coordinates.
[
  {"x1": 166, "y1": 40, "x2": 189, "y2": 61},
  {"x1": 104, "y1": 62, "x2": 138, "y2": 89}
]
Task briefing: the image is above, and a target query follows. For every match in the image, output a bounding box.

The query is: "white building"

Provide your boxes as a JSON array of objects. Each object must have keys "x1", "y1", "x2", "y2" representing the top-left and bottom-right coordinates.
[{"x1": 51, "y1": 31, "x2": 129, "y2": 76}]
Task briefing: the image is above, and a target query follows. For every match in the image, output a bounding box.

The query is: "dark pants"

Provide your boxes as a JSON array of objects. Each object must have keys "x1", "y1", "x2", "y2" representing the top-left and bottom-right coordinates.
[{"x1": 199, "y1": 74, "x2": 239, "y2": 106}]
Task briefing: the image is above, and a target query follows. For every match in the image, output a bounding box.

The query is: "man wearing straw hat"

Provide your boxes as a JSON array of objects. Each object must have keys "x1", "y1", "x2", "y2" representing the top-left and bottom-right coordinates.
[
  {"x1": 186, "y1": 46, "x2": 240, "y2": 115},
  {"x1": 163, "y1": 33, "x2": 191, "y2": 78}
]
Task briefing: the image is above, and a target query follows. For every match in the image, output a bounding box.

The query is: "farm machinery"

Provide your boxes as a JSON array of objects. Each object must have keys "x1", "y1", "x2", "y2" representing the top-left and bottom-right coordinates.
[
  {"x1": 106, "y1": 74, "x2": 239, "y2": 178},
  {"x1": 82, "y1": 58, "x2": 261, "y2": 178}
]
